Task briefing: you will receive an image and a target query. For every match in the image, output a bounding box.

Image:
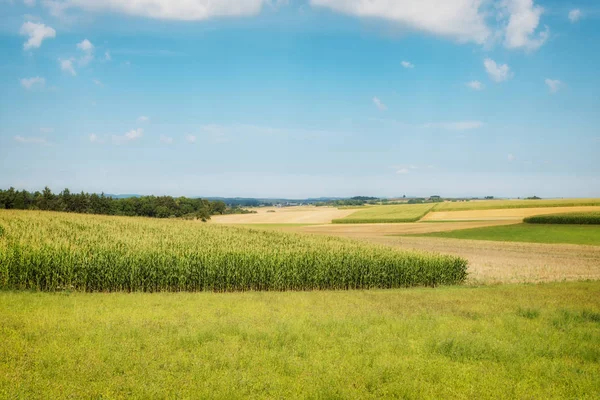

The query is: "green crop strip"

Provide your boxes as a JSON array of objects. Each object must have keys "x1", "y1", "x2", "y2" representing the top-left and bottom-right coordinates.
[{"x1": 0, "y1": 210, "x2": 467, "y2": 292}]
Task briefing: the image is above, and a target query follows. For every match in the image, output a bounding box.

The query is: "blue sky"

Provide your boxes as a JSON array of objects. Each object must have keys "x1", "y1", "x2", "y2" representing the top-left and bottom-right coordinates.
[{"x1": 0, "y1": 0, "x2": 599, "y2": 198}]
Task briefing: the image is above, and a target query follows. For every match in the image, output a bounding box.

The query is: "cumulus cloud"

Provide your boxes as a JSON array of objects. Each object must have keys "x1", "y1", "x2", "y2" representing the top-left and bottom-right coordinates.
[
  {"x1": 76, "y1": 39, "x2": 95, "y2": 66},
  {"x1": 421, "y1": 121, "x2": 484, "y2": 131},
  {"x1": 503, "y1": 0, "x2": 549, "y2": 51},
  {"x1": 41, "y1": 0, "x2": 270, "y2": 21},
  {"x1": 545, "y1": 78, "x2": 562, "y2": 93},
  {"x1": 484, "y1": 58, "x2": 511, "y2": 82},
  {"x1": 467, "y1": 80, "x2": 484, "y2": 90},
  {"x1": 137, "y1": 116, "x2": 149, "y2": 123},
  {"x1": 93, "y1": 79, "x2": 103, "y2": 86},
  {"x1": 20, "y1": 21, "x2": 56, "y2": 50},
  {"x1": 311, "y1": 0, "x2": 549, "y2": 51},
  {"x1": 76, "y1": 38, "x2": 93, "y2": 52},
  {"x1": 59, "y1": 58, "x2": 76, "y2": 75},
  {"x1": 186, "y1": 134, "x2": 197, "y2": 143},
  {"x1": 14, "y1": 135, "x2": 49, "y2": 145},
  {"x1": 23, "y1": 0, "x2": 36, "y2": 6},
  {"x1": 104, "y1": 50, "x2": 111, "y2": 61},
  {"x1": 112, "y1": 128, "x2": 143, "y2": 144},
  {"x1": 372, "y1": 97, "x2": 387, "y2": 111},
  {"x1": 311, "y1": 0, "x2": 490, "y2": 44},
  {"x1": 89, "y1": 133, "x2": 98, "y2": 142},
  {"x1": 160, "y1": 135, "x2": 174, "y2": 144},
  {"x1": 568, "y1": 9, "x2": 582, "y2": 23},
  {"x1": 401, "y1": 61, "x2": 414, "y2": 69},
  {"x1": 508, "y1": 153, "x2": 515, "y2": 162},
  {"x1": 20, "y1": 76, "x2": 45, "y2": 90}
]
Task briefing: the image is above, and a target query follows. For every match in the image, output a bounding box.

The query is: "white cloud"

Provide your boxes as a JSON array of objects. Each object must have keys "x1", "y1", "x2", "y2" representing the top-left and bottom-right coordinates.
[
  {"x1": 508, "y1": 153, "x2": 515, "y2": 162},
  {"x1": 40, "y1": 127, "x2": 54, "y2": 133},
  {"x1": 545, "y1": 78, "x2": 562, "y2": 93},
  {"x1": 504, "y1": 0, "x2": 548, "y2": 51},
  {"x1": 311, "y1": 0, "x2": 550, "y2": 51},
  {"x1": 186, "y1": 134, "x2": 197, "y2": 143},
  {"x1": 160, "y1": 135, "x2": 174, "y2": 144},
  {"x1": 484, "y1": 58, "x2": 511, "y2": 82},
  {"x1": 137, "y1": 116, "x2": 149, "y2": 123},
  {"x1": 401, "y1": 61, "x2": 414, "y2": 69},
  {"x1": 93, "y1": 79, "x2": 103, "y2": 86},
  {"x1": 89, "y1": 133, "x2": 98, "y2": 142},
  {"x1": 14, "y1": 135, "x2": 49, "y2": 145},
  {"x1": 76, "y1": 39, "x2": 95, "y2": 66},
  {"x1": 59, "y1": 58, "x2": 76, "y2": 75},
  {"x1": 112, "y1": 128, "x2": 143, "y2": 144},
  {"x1": 20, "y1": 21, "x2": 56, "y2": 50},
  {"x1": 467, "y1": 80, "x2": 484, "y2": 90},
  {"x1": 125, "y1": 128, "x2": 143, "y2": 140},
  {"x1": 42, "y1": 0, "x2": 270, "y2": 21},
  {"x1": 24, "y1": 0, "x2": 36, "y2": 6},
  {"x1": 76, "y1": 38, "x2": 94, "y2": 52},
  {"x1": 104, "y1": 50, "x2": 111, "y2": 61},
  {"x1": 311, "y1": 0, "x2": 490, "y2": 44},
  {"x1": 396, "y1": 168, "x2": 409, "y2": 175},
  {"x1": 20, "y1": 76, "x2": 45, "y2": 89},
  {"x1": 421, "y1": 121, "x2": 484, "y2": 131},
  {"x1": 568, "y1": 9, "x2": 582, "y2": 23},
  {"x1": 372, "y1": 97, "x2": 387, "y2": 111}
]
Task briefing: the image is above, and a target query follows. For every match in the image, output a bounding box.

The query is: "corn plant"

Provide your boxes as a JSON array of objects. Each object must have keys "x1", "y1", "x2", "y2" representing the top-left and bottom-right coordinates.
[{"x1": 0, "y1": 210, "x2": 468, "y2": 292}]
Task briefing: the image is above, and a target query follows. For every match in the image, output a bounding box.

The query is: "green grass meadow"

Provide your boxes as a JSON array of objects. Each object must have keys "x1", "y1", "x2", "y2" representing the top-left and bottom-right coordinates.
[
  {"x1": 1, "y1": 282, "x2": 599, "y2": 399},
  {"x1": 332, "y1": 203, "x2": 436, "y2": 224},
  {"x1": 411, "y1": 223, "x2": 600, "y2": 246}
]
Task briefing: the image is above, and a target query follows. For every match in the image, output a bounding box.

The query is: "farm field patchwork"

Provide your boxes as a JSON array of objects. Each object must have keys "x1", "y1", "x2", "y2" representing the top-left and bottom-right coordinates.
[
  {"x1": 410, "y1": 223, "x2": 600, "y2": 246},
  {"x1": 211, "y1": 206, "x2": 355, "y2": 224},
  {"x1": 1, "y1": 282, "x2": 599, "y2": 399},
  {"x1": 0, "y1": 210, "x2": 467, "y2": 292},
  {"x1": 421, "y1": 205, "x2": 600, "y2": 222},
  {"x1": 433, "y1": 198, "x2": 600, "y2": 212},
  {"x1": 332, "y1": 203, "x2": 437, "y2": 224}
]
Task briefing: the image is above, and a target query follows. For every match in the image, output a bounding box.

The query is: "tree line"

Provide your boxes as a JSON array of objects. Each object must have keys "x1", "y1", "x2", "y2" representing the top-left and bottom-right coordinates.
[{"x1": 0, "y1": 187, "x2": 250, "y2": 221}]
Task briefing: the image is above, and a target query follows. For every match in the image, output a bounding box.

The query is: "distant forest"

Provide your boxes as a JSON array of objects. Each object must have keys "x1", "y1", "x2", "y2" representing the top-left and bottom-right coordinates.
[{"x1": 0, "y1": 187, "x2": 252, "y2": 220}]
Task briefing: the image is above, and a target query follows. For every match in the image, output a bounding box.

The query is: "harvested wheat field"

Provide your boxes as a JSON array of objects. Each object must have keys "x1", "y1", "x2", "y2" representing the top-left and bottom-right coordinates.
[
  {"x1": 311, "y1": 233, "x2": 600, "y2": 284},
  {"x1": 265, "y1": 222, "x2": 600, "y2": 284},
  {"x1": 211, "y1": 206, "x2": 355, "y2": 224},
  {"x1": 369, "y1": 237, "x2": 600, "y2": 284},
  {"x1": 422, "y1": 206, "x2": 600, "y2": 222}
]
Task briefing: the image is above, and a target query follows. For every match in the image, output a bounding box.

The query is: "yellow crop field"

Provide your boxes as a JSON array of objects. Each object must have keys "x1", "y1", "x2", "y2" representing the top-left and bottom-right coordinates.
[
  {"x1": 434, "y1": 198, "x2": 600, "y2": 212},
  {"x1": 332, "y1": 203, "x2": 437, "y2": 223}
]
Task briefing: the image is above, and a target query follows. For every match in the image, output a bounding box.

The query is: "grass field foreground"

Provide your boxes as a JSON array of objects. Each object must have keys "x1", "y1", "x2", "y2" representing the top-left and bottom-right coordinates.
[
  {"x1": 332, "y1": 203, "x2": 436, "y2": 224},
  {"x1": 410, "y1": 223, "x2": 600, "y2": 246},
  {"x1": 525, "y1": 211, "x2": 600, "y2": 225},
  {"x1": 434, "y1": 198, "x2": 600, "y2": 212},
  {"x1": 0, "y1": 210, "x2": 467, "y2": 292},
  {"x1": 1, "y1": 282, "x2": 599, "y2": 398}
]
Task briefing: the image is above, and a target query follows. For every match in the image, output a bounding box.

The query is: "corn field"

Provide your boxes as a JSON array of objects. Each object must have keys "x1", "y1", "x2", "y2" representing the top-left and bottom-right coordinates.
[
  {"x1": 0, "y1": 210, "x2": 468, "y2": 292},
  {"x1": 524, "y1": 212, "x2": 600, "y2": 225}
]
